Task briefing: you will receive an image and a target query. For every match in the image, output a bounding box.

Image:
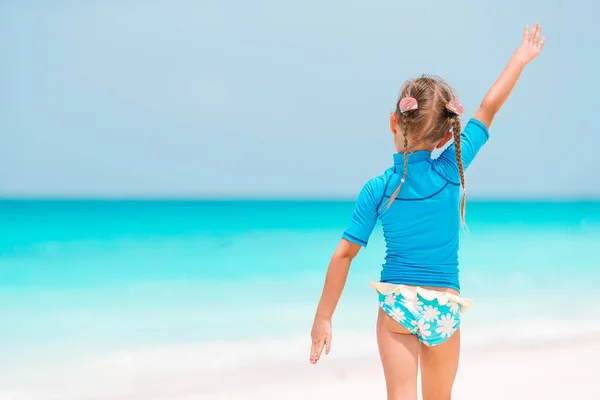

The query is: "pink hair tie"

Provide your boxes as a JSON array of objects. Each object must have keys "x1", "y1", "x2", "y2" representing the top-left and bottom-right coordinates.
[
  {"x1": 398, "y1": 97, "x2": 418, "y2": 114},
  {"x1": 445, "y1": 100, "x2": 464, "y2": 116}
]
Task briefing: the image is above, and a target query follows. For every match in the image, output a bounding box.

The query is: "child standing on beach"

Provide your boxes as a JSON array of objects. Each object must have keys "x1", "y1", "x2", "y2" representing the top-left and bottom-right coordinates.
[{"x1": 310, "y1": 24, "x2": 545, "y2": 399}]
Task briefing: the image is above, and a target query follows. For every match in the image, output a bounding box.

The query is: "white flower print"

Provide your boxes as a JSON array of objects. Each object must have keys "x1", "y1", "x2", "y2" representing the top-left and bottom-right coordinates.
[
  {"x1": 411, "y1": 318, "x2": 432, "y2": 337},
  {"x1": 421, "y1": 340, "x2": 430, "y2": 346},
  {"x1": 435, "y1": 313, "x2": 457, "y2": 338},
  {"x1": 448, "y1": 299, "x2": 460, "y2": 314},
  {"x1": 389, "y1": 307, "x2": 406, "y2": 322},
  {"x1": 422, "y1": 305, "x2": 440, "y2": 322},
  {"x1": 401, "y1": 297, "x2": 423, "y2": 314},
  {"x1": 384, "y1": 293, "x2": 397, "y2": 306}
]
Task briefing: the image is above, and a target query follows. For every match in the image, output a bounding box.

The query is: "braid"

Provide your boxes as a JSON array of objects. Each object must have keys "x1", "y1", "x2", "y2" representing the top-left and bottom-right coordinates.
[
  {"x1": 451, "y1": 116, "x2": 468, "y2": 229},
  {"x1": 383, "y1": 113, "x2": 410, "y2": 212}
]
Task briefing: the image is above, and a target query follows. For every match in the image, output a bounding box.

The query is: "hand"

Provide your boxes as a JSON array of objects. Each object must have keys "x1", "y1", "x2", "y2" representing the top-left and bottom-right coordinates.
[
  {"x1": 310, "y1": 317, "x2": 332, "y2": 364},
  {"x1": 514, "y1": 23, "x2": 546, "y2": 65}
]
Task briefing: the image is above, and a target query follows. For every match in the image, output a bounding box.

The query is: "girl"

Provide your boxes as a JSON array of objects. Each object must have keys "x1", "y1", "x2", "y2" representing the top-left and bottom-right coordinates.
[{"x1": 309, "y1": 24, "x2": 545, "y2": 399}]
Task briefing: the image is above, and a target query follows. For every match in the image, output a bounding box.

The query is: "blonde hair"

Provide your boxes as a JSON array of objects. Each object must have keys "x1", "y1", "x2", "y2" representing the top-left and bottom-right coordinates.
[{"x1": 384, "y1": 75, "x2": 467, "y2": 227}]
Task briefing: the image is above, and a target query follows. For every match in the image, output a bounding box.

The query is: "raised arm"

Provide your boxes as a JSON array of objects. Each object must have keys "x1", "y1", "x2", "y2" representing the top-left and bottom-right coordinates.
[{"x1": 474, "y1": 23, "x2": 546, "y2": 128}]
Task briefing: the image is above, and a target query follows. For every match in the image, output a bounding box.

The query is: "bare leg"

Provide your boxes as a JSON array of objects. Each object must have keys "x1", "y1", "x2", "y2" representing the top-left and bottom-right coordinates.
[
  {"x1": 420, "y1": 328, "x2": 461, "y2": 400},
  {"x1": 376, "y1": 308, "x2": 420, "y2": 400}
]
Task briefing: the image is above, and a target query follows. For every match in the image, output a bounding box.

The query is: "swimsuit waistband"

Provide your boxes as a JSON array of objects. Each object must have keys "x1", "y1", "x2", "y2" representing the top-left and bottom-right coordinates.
[{"x1": 370, "y1": 282, "x2": 473, "y2": 311}]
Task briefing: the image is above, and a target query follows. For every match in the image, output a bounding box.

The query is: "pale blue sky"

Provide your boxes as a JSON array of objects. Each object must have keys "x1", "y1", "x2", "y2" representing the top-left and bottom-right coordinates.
[{"x1": 1, "y1": 0, "x2": 597, "y2": 199}]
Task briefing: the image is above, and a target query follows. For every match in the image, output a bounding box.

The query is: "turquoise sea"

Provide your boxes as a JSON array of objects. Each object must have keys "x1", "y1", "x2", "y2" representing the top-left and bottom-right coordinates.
[{"x1": 1, "y1": 200, "x2": 600, "y2": 384}]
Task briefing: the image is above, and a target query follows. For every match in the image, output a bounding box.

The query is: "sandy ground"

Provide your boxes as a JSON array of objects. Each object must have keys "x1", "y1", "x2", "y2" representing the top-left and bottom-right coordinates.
[
  {"x1": 199, "y1": 336, "x2": 600, "y2": 400},
  {"x1": 2, "y1": 333, "x2": 599, "y2": 400}
]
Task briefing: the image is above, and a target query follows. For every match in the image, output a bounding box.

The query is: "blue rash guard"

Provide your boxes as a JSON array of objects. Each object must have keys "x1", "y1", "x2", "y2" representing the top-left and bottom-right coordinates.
[{"x1": 342, "y1": 118, "x2": 489, "y2": 292}]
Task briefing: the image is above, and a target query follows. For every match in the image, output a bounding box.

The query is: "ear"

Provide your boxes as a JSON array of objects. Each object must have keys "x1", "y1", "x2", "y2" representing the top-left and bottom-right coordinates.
[
  {"x1": 435, "y1": 131, "x2": 453, "y2": 149},
  {"x1": 389, "y1": 112, "x2": 398, "y2": 135}
]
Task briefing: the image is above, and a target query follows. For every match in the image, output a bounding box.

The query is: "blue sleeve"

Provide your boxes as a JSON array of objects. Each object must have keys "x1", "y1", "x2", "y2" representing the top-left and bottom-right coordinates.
[
  {"x1": 439, "y1": 118, "x2": 489, "y2": 170},
  {"x1": 342, "y1": 180, "x2": 379, "y2": 247}
]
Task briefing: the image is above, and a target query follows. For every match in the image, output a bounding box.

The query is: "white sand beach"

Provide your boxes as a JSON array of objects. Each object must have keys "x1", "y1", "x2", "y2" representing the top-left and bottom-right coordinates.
[
  {"x1": 2, "y1": 326, "x2": 600, "y2": 400},
  {"x1": 196, "y1": 335, "x2": 600, "y2": 400}
]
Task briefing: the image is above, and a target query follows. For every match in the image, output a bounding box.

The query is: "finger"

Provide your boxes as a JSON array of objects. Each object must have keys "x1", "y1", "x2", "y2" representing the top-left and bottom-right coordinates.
[
  {"x1": 528, "y1": 23, "x2": 538, "y2": 42},
  {"x1": 532, "y1": 24, "x2": 541, "y2": 44},
  {"x1": 522, "y1": 25, "x2": 529, "y2": 43},
  {"x1": 527, "y1": 24, "x2": 537, "y2": 43},
  {"x1": 315, "y1": 341, "x2": 324, "y2": 359},
  {"x1": 538, "y1": 36, "x2": 546, "y2": 49},
  {"x1": 310, "y1": 342, "x2": 318, "y2": 363},
  {"x1": 325, "y1": 335, "x2": 331, "y2": 355},
  {"x1": 310, "y1": 340, "x2": 324, "y2": 364}
]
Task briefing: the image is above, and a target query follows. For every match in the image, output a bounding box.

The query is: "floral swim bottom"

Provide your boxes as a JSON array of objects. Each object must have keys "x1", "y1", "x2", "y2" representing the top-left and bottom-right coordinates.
[{"x1": 371, "y1": 282, "x2": 473, "y2": 347}]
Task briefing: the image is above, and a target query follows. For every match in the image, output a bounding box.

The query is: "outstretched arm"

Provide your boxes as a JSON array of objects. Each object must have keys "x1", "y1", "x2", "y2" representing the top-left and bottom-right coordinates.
[{"x1": 474, "y1": 23, "x2": 546, "y2": 128}]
